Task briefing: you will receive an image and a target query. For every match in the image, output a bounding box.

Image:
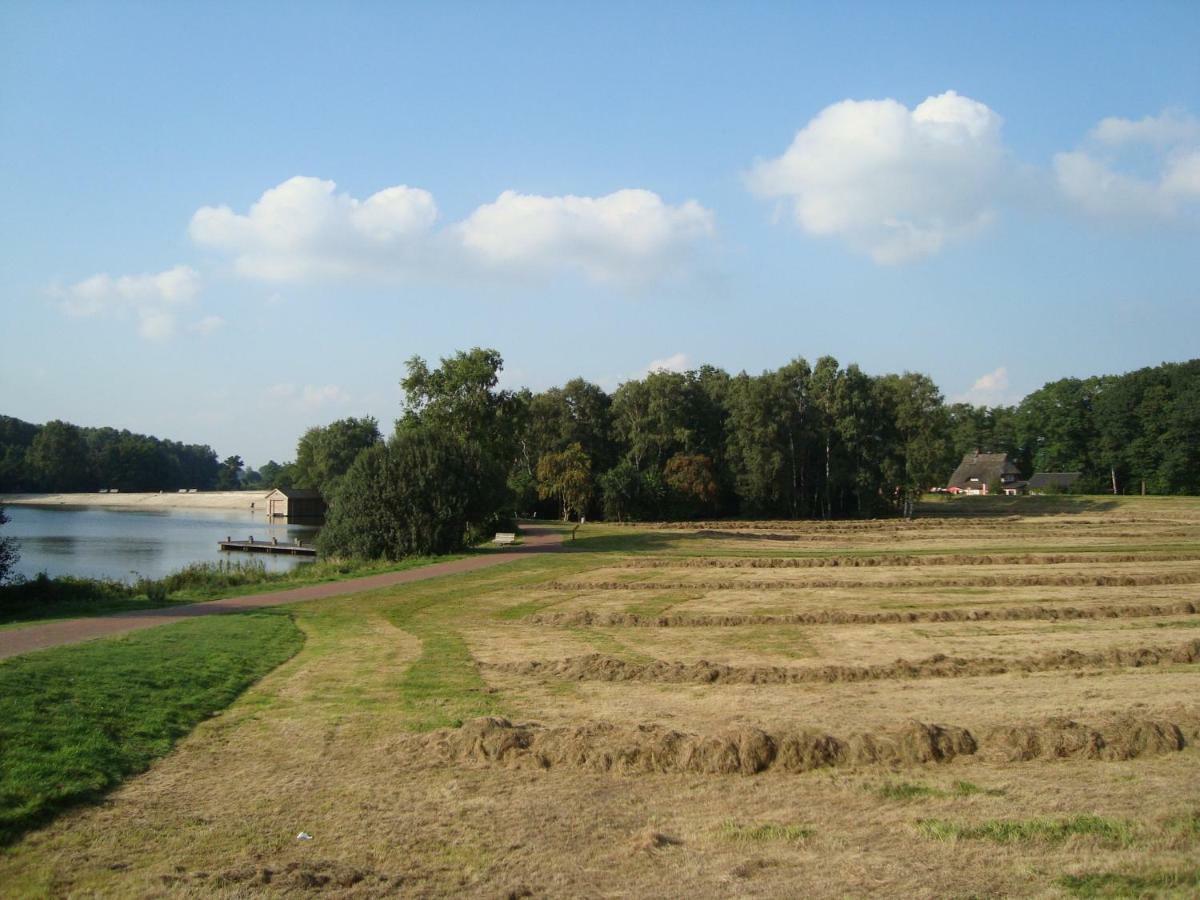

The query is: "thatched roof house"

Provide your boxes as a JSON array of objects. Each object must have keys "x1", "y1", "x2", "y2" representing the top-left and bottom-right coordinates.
[{"x1": 947, "y1": 452, "x2": 1022, "y2": 495}]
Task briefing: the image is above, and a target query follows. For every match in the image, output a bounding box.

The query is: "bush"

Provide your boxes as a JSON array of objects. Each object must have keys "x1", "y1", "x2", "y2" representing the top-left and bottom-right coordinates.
[
  {"x1": 0, "y1": 504, "x2": 17, "y2": 585},
  {"x1": 319, "y1": 427, "x2": 509, "y2": 559}
]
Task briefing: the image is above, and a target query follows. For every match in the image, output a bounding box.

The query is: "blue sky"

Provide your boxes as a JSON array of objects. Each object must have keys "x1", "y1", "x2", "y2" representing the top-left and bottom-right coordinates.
[{"x1": 2, "y1": 1, "x2": 1198, "y2": 464}]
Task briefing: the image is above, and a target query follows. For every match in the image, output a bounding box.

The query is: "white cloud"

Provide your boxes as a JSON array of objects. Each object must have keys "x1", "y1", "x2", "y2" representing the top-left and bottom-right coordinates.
[
  {"x1": 190, "y1": 177, "x2": 714, "y2": 286},
  {"x1": 264, "y1": 382, "x2": 351, "y2": 411},
  {"x1": 1089, "y1": 110, "x2": 1200, "y2": 148},
  {"x1": 955, "y1": 366, "x2": 1011, "y2": 406},
  {"x1": 191, "y1": 176, "x2": 438, "y2": 281},
  {"x1": 1055, "y1": 109, "x2": 1200, "y2": 221},
  {"x1": 458, "y1": 189, "x2": 715, "y2": 283},
  {"x1": 51, "y1": 265, "x2": 201, "y2": 341},
  {"x1": 645, "y1": 352, "x2": 690, "y2": 374},
  {"x1": 746, "y1": 90, "x2": 1008, "y2": 263},
  {"x1": 188, "y1": 315, "x2": 226, "y2": 336}
]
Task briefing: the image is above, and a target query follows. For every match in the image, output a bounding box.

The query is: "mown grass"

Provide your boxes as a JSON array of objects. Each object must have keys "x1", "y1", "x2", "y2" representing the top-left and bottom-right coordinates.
[
  {"x1": 379, "y1": 560, "x2": 583, "y2": 731},
  {"x1": 0, "y1": 610, "x2": 304, "y2": 845},
  {"x1": 874, "y1": 780, "x2": 1005, "y2": 802},
  {"x1": 918, "y1": 815, "x2": 1136, "y2": 846},
  {"x1": 1059, "y1": 868, "x2": 1200, "y2": 897},
  {"x1": 0, "y1": 553, "x2": 462, "y2": 627},
  {"x1": 718, "y1": 821, "x2": 814, "y2": 842}
]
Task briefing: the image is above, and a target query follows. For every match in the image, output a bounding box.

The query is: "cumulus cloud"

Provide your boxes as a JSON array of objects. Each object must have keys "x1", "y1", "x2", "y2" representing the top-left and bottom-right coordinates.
[
  {"x1": 51, "y1": 265, "x2": 201, "y2": 340},
  {"x1": 458, "y1": 189, "x2": 714, "y2": 283},
  {"x1": 956, "y1": 366, "x2": 1012, "y2": 406},
  {"x1": 191, "y1": 176, "x2": 438, "y2": 281},
  {"x1": 1055, "y1": 109, "x2": 1200, "y2": 221},
  {"x1": 645, "y1": 352, "x2": 690, "y2": 374},
  {"x1": 746, "y1": 91, "x2": 1008, "y2": 263},
  {"x1": 265, "y1": 382, "x2": 351, "y2": 411},
  {"x1": 191, "y1": 178, "x2": 715, "y2": 286},
  {"x1": 1089, "y1": 110, "x2": 1200, "y2": 148}
]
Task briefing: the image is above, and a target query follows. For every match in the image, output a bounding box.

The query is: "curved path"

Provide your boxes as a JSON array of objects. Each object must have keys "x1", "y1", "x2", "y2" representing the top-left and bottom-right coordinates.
[{"x1": 0, "y1": 526, "x2": 564, "y2": 661}]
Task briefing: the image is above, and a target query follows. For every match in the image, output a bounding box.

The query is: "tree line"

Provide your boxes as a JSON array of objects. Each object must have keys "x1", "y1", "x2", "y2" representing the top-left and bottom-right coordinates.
[
  {"x1": 0, "y1": 417, "x2": 233, "y2": 493},
  {"x1": 4, "y1": 352, "x2": 1195, "y2": 560},
  {"x1": 947, "y1": 359, "x2": 1199, "y2": 495}
]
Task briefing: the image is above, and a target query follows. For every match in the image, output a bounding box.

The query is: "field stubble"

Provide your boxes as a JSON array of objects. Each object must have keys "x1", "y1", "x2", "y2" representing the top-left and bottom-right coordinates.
[{"x1": 1, "y1": 498, "x2": 1199, "y2": 896}]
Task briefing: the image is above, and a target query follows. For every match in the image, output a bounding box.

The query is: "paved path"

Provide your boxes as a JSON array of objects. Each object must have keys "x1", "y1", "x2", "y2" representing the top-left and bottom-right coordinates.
[{"x1": 0, "y1": 526, "x2": 564, "y2": 661}]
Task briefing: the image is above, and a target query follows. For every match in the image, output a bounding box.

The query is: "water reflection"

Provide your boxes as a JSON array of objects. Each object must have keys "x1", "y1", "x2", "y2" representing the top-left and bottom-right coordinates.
[{"x1": 3, "y1": 505, "x2": 319, "y2": 582}]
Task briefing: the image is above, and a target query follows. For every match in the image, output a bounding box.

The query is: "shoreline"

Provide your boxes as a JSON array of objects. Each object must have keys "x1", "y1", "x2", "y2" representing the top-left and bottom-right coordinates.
[{"x1": 0, "y1": 491, "x2": 269, "y2": 511}]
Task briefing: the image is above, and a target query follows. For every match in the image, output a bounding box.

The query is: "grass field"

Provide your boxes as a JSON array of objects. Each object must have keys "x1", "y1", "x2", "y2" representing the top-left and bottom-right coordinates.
[
  {"x1": 0, "y1": 497, "x2": 1198, "y2": 896},
  {"x1": 0, "y1": 553, "x2": 467, "y2": 628}
]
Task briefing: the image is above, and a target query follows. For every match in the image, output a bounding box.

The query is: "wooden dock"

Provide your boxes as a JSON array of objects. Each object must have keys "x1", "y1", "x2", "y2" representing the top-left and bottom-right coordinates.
[{"x1": 218, "y1": 536, "x2": 317, "y2": 557}]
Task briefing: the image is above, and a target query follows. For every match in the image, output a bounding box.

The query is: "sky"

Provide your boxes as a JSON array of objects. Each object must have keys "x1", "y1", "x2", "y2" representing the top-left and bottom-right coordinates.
[{"x1": 2, "y1": 1, "x2": 1198, "y2": 465}]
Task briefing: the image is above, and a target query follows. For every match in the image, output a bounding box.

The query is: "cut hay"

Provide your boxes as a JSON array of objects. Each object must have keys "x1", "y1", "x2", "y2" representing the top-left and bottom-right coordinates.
[
  {"x1": 488, "y1": 638, "x2": 1200, "y2": 685},
  {"x1": 397, "y1": 710, "x2": 1200, "y2": 775}
]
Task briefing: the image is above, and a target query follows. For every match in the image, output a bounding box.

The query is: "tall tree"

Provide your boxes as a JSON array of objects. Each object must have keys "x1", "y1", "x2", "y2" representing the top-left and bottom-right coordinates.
[
  {"x1": 294, "y1": 416, "x2": 382, "y2": 497},
  {"x1": 536, "y1": 443, "x2": 593, "y2": 520},
  {"x1": 216, "y1": 455, "x2": 244, "y2": 490},
  {"x1": 26, "y1": 420, "x2": 93, "y2": 491}
]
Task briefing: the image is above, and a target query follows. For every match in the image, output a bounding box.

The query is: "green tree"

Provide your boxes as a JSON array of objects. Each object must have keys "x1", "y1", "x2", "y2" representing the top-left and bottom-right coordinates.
[
  {"x1": 0, "y1": 504, "x2": 18, "y2": 583},
  {"x1": 664, "y1": 453, "x2": 719, "y2": 519},
  {"x1": 399, "y1": 348, "x2": 521, "y2": 462},
  {"x1": 26, "y1": 420, "x2": 93, "y2": 491},
  {"x1": 536, "y1": 443, "x2": 593, "y2": 520},
  {"x1": 294, "y1": 417, "x2": 382, "y2": 497},
  {"x1": 319, "y1": 428, "x2": 505, "y2": 559},
  {"x1": 215, "y1": 455, "x2": 244, "y2": 490}
]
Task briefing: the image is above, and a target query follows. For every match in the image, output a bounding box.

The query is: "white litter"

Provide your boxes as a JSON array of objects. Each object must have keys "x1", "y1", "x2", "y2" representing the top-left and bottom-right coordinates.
[{"x1": 296, "y1": 832, "x2": 313, "y2": 841}]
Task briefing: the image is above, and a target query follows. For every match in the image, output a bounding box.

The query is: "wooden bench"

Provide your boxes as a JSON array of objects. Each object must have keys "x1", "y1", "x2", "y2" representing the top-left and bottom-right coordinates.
[{"x1": 493, "y1": 532, "x2": 517, "y2": 545}]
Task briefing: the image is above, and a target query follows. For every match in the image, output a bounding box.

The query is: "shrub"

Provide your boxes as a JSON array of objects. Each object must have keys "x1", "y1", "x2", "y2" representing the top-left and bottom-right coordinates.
[{"x1": 319, "y1": 427, "x2": 508, "y2": 559}]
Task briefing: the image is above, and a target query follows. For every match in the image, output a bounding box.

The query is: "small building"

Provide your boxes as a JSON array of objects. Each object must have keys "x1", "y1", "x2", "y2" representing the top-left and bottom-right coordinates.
[
  {"x1": 264, "y1": 487, "x2": 326, "y2": 521},
  {"x1": 946, "y1": 452, "x2": 1022, "y2": 495},
  {"x1": 1027, "y1": 472, "x2": 1081, "y2": 494}
]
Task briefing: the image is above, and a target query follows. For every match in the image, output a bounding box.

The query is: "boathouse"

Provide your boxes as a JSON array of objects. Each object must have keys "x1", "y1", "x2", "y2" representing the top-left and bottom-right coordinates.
[{"x1": 264, "y1": 487, "x2": 326, "y2": 521}]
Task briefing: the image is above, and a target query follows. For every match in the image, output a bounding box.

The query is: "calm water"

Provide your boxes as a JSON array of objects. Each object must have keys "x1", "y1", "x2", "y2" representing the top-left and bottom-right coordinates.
[{"x1": 3, "y1": 505, "x2": 319, "y2": 582}]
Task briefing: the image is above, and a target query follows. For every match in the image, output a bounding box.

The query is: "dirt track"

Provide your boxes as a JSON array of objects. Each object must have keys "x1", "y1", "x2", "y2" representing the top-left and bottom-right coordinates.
[{"x1": 0, "y1": 526, "x2": 562, "y2": 661}]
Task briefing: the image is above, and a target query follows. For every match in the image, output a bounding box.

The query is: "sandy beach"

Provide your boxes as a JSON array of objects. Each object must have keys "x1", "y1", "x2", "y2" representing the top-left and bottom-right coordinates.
[{"x1": 0, "y1": 491, "x2": 270, "y2": 511}]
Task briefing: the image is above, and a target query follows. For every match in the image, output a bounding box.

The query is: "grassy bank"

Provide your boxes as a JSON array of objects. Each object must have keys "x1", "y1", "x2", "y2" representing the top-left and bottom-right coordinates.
[
  {"x1": 0, "y1": 610, "x2": 304, "y2": 845},
  {"x1": 0, "y1": 553, "x2": 465, "y2": 627}
]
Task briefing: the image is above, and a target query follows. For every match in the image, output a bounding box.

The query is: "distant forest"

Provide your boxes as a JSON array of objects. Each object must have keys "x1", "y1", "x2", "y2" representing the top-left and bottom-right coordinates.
[
  {"x1": 0, "y1": 418, "x2": 239, "y2": 493},
  {"x1": 2, "y1": 356, "x2": 1196, "y2": 516}
]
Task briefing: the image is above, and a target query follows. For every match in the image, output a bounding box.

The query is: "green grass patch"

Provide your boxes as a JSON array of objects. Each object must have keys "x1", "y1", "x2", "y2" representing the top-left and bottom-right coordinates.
[
  {"x1": 624, "y1": 590, "x2": 697, "y2": 618},
  {"x1": 1058, "y1": 868, "x2": 1200, "y2": 897},
  {"x1": 384, "y1": 583, "x2": 513, "y2": 732},
  {"x1": 0, "y1": 611, "x2": 303, "y2": 845},
  {"x1": 718, "y1": 820, "x2": 813, "y2": 842},
  {"x1": 951, "y1": 780, "x2": 1006, "y2": 797},
  {"x1": 568, "y1": 627, "x2": 654, "y2": 663},
  {"x1": 918, "y1": 814, "x2": 1135, "y2": 846},
  {"x1": 0, "y1": 554, "x2": 462, "y2": 627},
  {"x1": 874, "y1": 780, "x2": 1005, "y2": 802},
  {"x1": 1164, "y1": 811, "x2": 1200, "y2": 837},
  {"x1": 876, "y1": 781, "x2": 942, "y2": 801}
]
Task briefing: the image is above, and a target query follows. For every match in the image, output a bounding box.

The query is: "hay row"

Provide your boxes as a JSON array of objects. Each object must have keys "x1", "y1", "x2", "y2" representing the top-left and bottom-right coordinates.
[
  {"x1": 547, "y1": 571, "x2": 1200, "y2": 592},
  {"x1": 617, "y1": 551, "x2": 1200, "y2": 570},
  {"x1": 623, "y1": 515, "x2": 1190, "y2": 532},
  {"x1": 693, "y1": 528, "x2": 1195, "y2": 543},
  {"x1": 401, "y1": 710, "x2": 1200, "y2": 775},
  {"x1": 488, "y1": 638, "x2": 1200, "y2": 685},
  {"x1": 526, "y1": 600, "x2": 1200, "y2": 628}
]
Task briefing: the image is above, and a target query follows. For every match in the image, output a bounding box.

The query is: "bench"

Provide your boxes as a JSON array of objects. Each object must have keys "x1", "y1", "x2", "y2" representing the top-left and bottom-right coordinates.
[{"x1": 493, "y1": 532, "x2": 517, "y2": 545}]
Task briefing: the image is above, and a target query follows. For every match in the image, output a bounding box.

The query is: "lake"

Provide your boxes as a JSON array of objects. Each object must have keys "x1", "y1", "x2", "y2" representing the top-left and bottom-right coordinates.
[{"x1": 2, "y1": 505, "x2": 319, "y2": 582}]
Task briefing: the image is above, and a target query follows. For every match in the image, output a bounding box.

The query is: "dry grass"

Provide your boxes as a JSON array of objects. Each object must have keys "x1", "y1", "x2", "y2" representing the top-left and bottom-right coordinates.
[{"x1": 2, "y1": 496, "x2": 1200, "y2": 896}]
